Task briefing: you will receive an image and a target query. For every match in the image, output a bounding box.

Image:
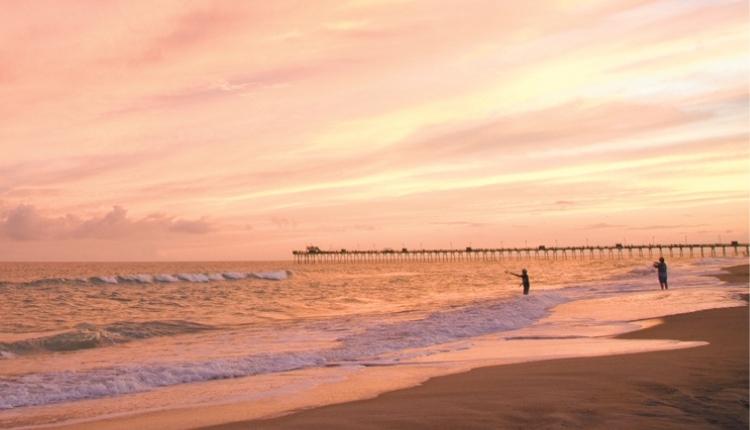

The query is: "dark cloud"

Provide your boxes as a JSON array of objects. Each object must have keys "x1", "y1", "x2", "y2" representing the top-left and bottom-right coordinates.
[{"x1": 0, "y1": 205, "x2": 213, "y2": 241}]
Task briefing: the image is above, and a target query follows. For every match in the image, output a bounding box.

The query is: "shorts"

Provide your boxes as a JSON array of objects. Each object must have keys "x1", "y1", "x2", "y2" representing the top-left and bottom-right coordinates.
[{"x1": 658, "y1": 274, "x2": 667, "y2": 283}]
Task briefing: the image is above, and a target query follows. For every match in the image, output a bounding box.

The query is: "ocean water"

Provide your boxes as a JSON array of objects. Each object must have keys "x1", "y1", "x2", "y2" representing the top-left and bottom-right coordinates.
[{"x1": 0, "y1": 257, "x2": 746, "y2": 429}]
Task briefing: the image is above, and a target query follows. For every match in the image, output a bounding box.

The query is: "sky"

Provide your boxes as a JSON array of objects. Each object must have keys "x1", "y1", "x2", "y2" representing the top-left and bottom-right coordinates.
[{"x1": 0, "y1": 0, "x2": 748, "y2": 261}]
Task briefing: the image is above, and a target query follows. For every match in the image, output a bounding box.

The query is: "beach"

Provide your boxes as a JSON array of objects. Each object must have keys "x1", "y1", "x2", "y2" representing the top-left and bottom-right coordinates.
[
  {"x1": 1, "y1": 261, "x2": 747, "y2": 430},
  {"x1": 4, "y1": 1, "x2": 749, "y2": 428},
  {"x1": 204, "y1": 265, "x2": 749, "y2": 430}
]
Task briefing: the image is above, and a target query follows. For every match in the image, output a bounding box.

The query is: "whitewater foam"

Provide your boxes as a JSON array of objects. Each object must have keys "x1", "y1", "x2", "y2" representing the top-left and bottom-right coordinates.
[
  {"x1": 1, "y1": 257, "x2": 743, "y2": 417},
  {"x1": 252, "y1": 270, "x2": 294, "y2": 281},
  {"x1": 222, "y1": 272, "x2": 247, "y2": 280},
  {"x1": 91, "y1": 276, "x2": 119, "y2": 284},
  {"x1": 2, "y1": 270, "x2": 292, "y2": 287},
  {"x1": 207, "y1": 273, "x2": 226, "y2": 281},
  {"x1": 0, "y1": 292, "x2": 564, "y2": 409},
  {"x1": 0, "y1": 321, "x2": 215, "y2": 357},
  {"x1": 117, "y1": 274, "x2": 154, "y2": 283},
  {"x1": 176, "y1": 273, "x2": 211, "y2": 283},
  {"x1": 154, "y1": 274, "x2": 180, "y2": 283}
]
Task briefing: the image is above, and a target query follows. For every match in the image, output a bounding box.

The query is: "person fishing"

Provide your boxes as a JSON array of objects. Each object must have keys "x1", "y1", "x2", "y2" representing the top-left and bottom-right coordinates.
[
  {"x1": 507, "y1": 268, "x2": 530, "y2": 295},
  {"x1": 653, "y1": 257, "x2": 668, "y2": 290}
]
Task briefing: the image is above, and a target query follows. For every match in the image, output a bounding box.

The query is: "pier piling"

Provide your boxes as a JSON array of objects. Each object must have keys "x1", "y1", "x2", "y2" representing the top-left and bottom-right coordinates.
[{"x1": 292, "y1": 242, "x2": 749, "y2": 264}]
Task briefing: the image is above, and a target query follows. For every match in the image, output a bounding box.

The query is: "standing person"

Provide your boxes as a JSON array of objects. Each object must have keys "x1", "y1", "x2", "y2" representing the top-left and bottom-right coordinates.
[
  {"x1": 508, "y1": 268, "x2": 530, "y2": 295},
  {"x1": 653, "y1": 257, "x2": 668, "y2": 290}
]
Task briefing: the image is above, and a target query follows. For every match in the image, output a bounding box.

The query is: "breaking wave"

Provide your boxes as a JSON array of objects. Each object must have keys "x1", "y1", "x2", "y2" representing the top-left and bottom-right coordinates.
[
  {"x1": 2, "y1": 270, "x2": 293, "y2": 287},
  {"x1": 0, "y1": 320, "x2": 215, "y2": 357},
  {"x1": 0, "y1": 292, "x2": 567, "y2": 409}
]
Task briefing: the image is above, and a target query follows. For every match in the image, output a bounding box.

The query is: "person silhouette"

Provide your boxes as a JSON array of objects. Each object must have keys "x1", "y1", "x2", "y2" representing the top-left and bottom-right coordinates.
[
  {"x1": 653, "y1": 257, "x2": 668, "y2": 290},
  {"x1": 508, "y1": 268, "x2": 530, "y2": 295}
]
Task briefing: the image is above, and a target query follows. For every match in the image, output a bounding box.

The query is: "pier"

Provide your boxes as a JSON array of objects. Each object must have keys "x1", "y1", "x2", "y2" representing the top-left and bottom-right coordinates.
[{"x1": 293, "y1": 242, "x2": 749, "y2": 264}]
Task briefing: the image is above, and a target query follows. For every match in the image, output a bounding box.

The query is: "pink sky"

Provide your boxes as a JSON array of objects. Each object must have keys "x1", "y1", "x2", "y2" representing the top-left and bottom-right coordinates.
[{"x1": 1, "y1": 0, "x2": 748, "y2": 261}]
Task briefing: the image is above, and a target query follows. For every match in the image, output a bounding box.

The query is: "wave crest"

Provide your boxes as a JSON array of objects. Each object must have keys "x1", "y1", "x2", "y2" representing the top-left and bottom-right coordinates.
[
  {"x1": 0, "y1": 320, "x2": 214, "y2": 357},
  {"x1": 2, "y1": 270, "x2": 293, "y2": 287},
  {"x1": 0, "y1": 292, "x2": 567, "y2": 409}
]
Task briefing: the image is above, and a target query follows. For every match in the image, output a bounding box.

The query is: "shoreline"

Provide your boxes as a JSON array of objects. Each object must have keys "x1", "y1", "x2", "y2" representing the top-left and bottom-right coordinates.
[
  {"x1": 712, "y1": 263, "x2": 749, "y2": 290},
  {"x1": 199, "y1": 264, "x2": 749, "y2": 430},
  {"x1": 15, "y1": 263, "x2": 749, "y2": 430},
  {"x1": 206, "y1": 306, "x2": 748, "y2": 430}
]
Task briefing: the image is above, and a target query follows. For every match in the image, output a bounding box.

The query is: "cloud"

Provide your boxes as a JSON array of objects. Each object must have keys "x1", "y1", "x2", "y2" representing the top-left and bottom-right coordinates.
[
  {"x1": 0, "y1": 0, "x2": 747, "y2": 260},
  {"x1": 626, "y1": 224, "x2": 708, "y2": 231},
  {"x1": 0, "y1": 151, "x2": 168, "y2": 192},
  {"x1": 127, "y1": 7, "x2": 245, "y2": 66},
  {"x1": 270, "y1": 215, "x2": 297, "y2": 229},
  {"x1": 2, "y1": 204, "x2": 53, "y2": 240},
  {"x1": 400, "y1": 100, "x2": 710, "y2": 161},
  {"x1": 0, "y1": 205, "x2": 213, "y2": 241},
  {"x1": 169, "y1": 218, "x2": 212, "y2": 234},
  {"x1": 429, "y1": 221, "x2": 488, "y2": 228},
  {"x1": 585, "y1": 223, "x2": 625, "y2": 229},
  {"x1": 103, "y1": 62, "x2": 328, "y2": 118},
  {"x1": 324, "y1": 20, "x2": 371, "y2": 32}
]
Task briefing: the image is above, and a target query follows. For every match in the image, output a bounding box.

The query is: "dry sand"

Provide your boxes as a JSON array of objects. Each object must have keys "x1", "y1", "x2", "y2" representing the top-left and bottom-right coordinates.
[{"x1": 201, "y1": 265, "x2": 749, "y2": 430}]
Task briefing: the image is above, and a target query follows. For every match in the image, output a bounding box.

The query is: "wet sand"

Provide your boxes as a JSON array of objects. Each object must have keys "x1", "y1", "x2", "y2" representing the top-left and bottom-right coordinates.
[
  {"x1": 202, "y1": 265, "x2": 749, "y2": 430},
  {"x1": 713, "y1": 263, "x2": 749, "y2": 288}
]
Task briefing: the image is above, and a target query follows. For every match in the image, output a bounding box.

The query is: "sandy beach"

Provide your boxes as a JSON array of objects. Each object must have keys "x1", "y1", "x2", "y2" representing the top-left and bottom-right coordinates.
[
  {"x1": 202, "y1": 265, "x2": 749, "y2": 430},
  {"x1": 4, "y1": 2, "x2": 749, "y2": 428}
]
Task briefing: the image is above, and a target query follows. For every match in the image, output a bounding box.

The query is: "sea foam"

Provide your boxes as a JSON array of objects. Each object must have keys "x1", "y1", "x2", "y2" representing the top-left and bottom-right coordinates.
[
  {"x1": 2, "y1": 270, "x2": 292, "y2": 287},
  {"x1": 0, "y1": 320, "x2": 215, "y2": 357},
  {"x1": 0, "y1": 292, "x2": 565, "y2": 409}
]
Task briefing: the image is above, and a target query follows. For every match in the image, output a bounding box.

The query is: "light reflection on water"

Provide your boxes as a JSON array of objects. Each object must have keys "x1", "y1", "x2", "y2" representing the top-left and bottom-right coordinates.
[{"x1": 0, "y1": 257, "x2": 744, "y2": 428}]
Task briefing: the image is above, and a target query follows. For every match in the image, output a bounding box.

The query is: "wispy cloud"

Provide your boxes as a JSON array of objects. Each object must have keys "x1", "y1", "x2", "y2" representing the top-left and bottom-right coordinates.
[
  {"x1": 585, "y1": 223, "x2": 626, "y2": 230},
  {"x1": 627, "y1": 224, "x2": 709, "y2": 231},
  {"x1": 0, "y1": 0, "x2": 747, "y2": 259}
]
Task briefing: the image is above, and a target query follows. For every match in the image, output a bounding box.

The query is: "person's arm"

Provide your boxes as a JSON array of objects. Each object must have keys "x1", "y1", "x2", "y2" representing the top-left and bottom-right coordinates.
[{"x1": 508, "y1": 272, "x2": 521, "y2": 278}]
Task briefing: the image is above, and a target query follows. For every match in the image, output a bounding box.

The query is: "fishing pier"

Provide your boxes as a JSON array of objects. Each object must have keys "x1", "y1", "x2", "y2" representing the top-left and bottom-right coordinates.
[{"x1": 293, "y1": 242, "x2": 749, "y2": 264}]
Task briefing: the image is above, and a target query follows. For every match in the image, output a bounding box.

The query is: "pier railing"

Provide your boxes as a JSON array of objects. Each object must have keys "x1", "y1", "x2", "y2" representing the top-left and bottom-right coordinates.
[{"x1": 292, "y1": 243, "x2": 749, "y2": 264}]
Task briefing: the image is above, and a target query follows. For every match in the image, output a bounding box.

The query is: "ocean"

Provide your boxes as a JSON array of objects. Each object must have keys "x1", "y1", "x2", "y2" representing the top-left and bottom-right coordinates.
[{"x1": 0, "y1": 257, "x2": 746, "y2": 429}]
